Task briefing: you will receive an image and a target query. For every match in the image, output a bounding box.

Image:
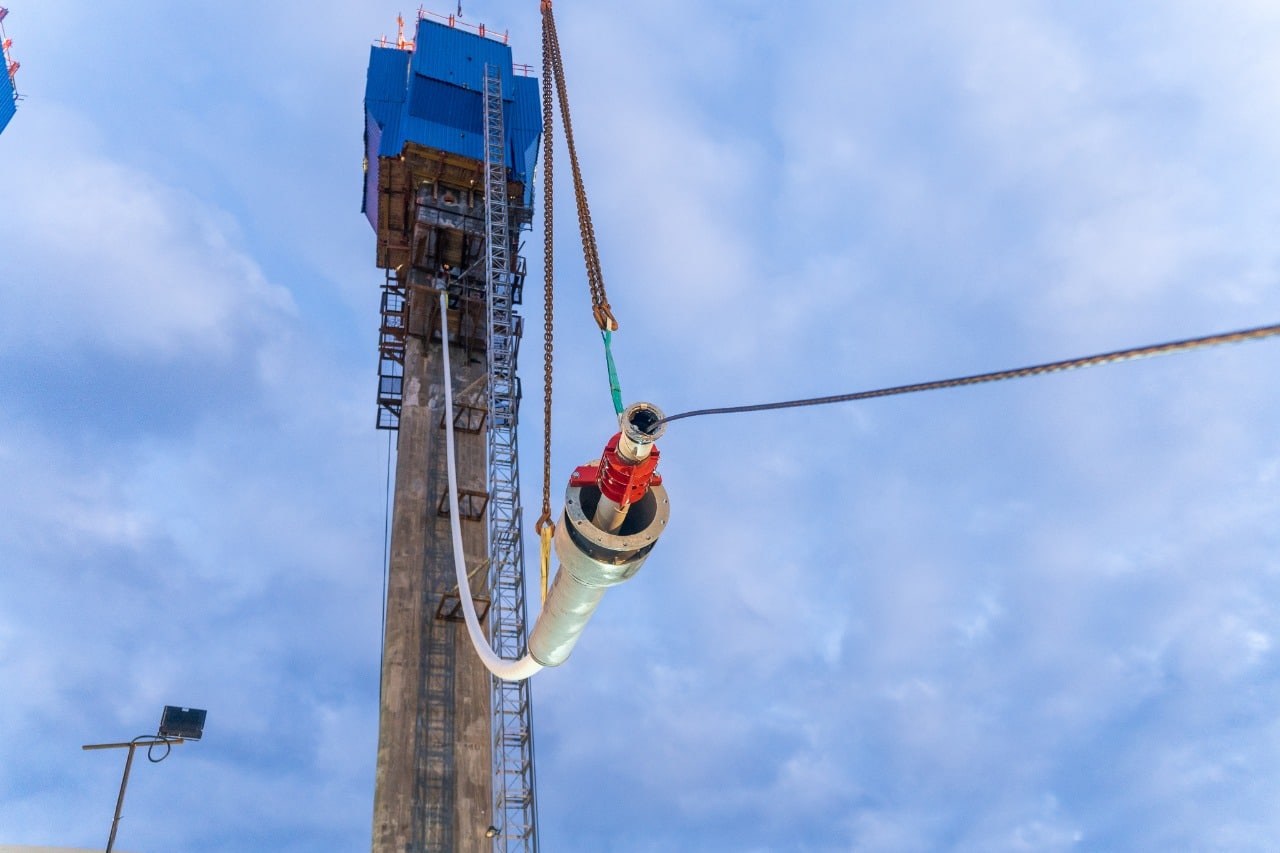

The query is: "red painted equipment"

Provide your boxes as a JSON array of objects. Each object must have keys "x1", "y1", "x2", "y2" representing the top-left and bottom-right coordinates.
[{"x1": 569, "y1": 435, "x2": 662, "y2": 508}]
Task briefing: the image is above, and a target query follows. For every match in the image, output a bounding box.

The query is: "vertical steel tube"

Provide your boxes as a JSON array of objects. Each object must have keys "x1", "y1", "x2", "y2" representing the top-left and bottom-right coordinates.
[{"x1": 589, "y1": 495, "x2": 628, "y2": 534}]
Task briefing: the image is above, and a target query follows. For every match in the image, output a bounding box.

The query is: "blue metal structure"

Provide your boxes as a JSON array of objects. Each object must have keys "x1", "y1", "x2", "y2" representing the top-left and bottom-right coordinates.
[
  {"x1": 0, "y1": 6, "x2": 18, "y2": 137},
  {"x1": 0, "y1": 70, "x2": 14, "y2": 136}
]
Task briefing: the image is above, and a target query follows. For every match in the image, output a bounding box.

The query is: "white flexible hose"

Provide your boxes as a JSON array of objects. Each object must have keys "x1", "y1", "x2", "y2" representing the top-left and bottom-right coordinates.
[{"x1": 439, "y1": 291, "x2": 544, "y2": 682}]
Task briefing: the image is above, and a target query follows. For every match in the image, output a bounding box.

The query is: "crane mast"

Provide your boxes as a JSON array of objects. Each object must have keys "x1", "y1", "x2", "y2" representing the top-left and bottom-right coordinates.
[{"x1": 481, "y1": 60, "x2": 540, "y2": 851}]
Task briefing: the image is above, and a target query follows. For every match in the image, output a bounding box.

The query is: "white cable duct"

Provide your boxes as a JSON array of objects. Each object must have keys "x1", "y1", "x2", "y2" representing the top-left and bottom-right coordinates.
[{"x1": 439, "y1": 291, "x2": 544, "y2": 682}]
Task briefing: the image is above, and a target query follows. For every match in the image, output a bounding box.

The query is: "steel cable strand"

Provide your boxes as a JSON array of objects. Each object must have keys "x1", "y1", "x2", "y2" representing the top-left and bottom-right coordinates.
[{"x1": 649, "y1": 322, "x2": 1280, "y2": 430}]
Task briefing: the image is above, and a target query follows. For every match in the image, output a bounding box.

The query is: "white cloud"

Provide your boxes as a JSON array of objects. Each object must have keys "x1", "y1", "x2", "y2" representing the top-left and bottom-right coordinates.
[{"x1": 0, "y1": 105, "x2": 293, "y2": 358}]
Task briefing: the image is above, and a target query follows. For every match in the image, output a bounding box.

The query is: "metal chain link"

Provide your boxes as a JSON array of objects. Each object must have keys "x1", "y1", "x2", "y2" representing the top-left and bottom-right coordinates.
[
  {"x1": 542, "y1": 3, "x2": 618, "y2": 332},
  {"x1": 536, "y1": 7, "x2": 556, "y2": 534}
]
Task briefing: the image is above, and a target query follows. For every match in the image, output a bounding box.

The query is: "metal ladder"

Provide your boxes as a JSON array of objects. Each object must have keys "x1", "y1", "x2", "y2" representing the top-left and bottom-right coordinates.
[
  {"x1": 376, "y1": 269, "x2": 408, "y2": 430},
  {"x1": 482, "y1": 62, "x2": 540, "y2": 852},
  {"x1": 415, "y1": 618, "x2": 457, "y2": 851}
]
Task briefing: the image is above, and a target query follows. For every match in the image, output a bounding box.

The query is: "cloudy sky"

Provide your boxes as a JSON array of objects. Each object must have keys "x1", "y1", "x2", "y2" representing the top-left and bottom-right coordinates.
[{"x1": 3, "y1": 1, "x2": 1280, "y2": 850}]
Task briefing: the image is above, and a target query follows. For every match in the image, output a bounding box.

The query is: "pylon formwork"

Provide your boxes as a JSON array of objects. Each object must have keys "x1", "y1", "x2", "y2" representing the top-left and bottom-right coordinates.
[{"x1": 363, "y1": 14, "x2": 541, "y2": 853}]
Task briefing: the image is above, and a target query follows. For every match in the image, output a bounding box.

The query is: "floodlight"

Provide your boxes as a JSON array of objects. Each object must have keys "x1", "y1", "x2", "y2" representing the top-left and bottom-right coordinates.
[{"x1": 159, "y1": 706, "x2": 207, "y2": 740}]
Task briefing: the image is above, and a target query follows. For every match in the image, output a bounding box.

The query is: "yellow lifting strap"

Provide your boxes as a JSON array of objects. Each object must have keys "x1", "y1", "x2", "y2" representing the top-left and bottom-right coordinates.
[{"x1": 538, "y1": 524, "x2": 553, "y2": 605}]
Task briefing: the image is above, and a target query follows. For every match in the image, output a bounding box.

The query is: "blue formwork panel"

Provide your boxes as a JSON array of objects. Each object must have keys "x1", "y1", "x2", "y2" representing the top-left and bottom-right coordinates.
[
  {"x1": 364, "y1": 17, "x2": 539, "y2": 183},
  {"x1": 0, "y1": 72, "x2": 15, "y2": 136}
]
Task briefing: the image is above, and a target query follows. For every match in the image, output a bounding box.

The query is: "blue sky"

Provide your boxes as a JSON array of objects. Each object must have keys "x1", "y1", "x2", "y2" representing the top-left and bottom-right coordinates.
[{"x1": 2, "y1": 1, "x2": 1280, "y2": 851}]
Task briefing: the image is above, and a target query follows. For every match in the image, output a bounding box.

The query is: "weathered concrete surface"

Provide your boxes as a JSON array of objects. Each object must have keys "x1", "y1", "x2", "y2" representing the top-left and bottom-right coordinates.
[{"x1": 372, "y1": 332, "x2": 494, "y2": 853}]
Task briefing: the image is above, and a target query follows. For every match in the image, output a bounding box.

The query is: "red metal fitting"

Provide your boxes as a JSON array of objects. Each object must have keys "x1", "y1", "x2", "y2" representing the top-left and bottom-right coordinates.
[{"x1": 568, "y1": 433, "x2": 661, "y2": 507}]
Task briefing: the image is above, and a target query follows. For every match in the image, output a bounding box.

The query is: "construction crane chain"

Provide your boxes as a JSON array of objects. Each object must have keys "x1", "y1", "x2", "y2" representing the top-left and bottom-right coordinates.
[
  {"x1": 536, "y1": 9, "x2": 556, "y2": 540},
  {"x1": 535, "y1": 2, "x2": 558, "y2": 602},
  {"x1": 541, "y1": 1, "x2": 618, "y2": 333}
]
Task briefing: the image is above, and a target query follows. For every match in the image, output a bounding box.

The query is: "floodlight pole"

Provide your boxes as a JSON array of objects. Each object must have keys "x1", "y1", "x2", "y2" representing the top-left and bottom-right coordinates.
[{"x1": 83, "y1": 736, "x2": 185, "y2": 853}]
